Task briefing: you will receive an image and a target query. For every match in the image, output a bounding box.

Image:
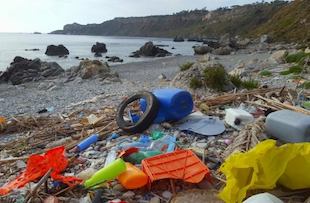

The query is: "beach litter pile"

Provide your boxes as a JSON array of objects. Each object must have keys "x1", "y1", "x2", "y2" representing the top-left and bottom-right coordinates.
[{"x1": 0, "y1": 87, "x2": 310, "y2": 203}]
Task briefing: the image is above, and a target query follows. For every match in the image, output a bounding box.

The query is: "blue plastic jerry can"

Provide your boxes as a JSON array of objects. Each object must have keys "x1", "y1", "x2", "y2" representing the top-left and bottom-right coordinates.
[{"x1": 140, "y1": 88, "x2": 193, "y2": 123}]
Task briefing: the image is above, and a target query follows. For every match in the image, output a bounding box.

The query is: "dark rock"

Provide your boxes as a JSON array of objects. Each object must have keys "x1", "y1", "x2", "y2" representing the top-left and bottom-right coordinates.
[
  {"x1": 45, "y1": 45, "x2": 69, "y2": 56},
  {"x1": 171, "y1": 47, "x2": 175, "y2": 49},
  {"x1": 219, "y1": 34, "x2": 238, "y2": 49},
  {"x1": 131, "y1": 41, "x2": 171, "y2": 57},
  {"x1": 107, "y1": 56, "x2": 123, "y2": 63},
  {"x1": 91, "y1": 42, "x2": 107, "y2": 53},
  {"x1": 25, "y1": 48, "x2": 40, "y2": 51},
  {"x1": 193, "y1": 46, "x2": 213, "y2": 55},
  {"x1": 187, "y1": 37, "x2": 203, "y2": 42},
  {"x1": 260, "y1": 34, "x2": 272, "y2": 43},
  {"x1": 213, "y1": 46, "x2": 232, "y2": 55},
  {"x1": 173, "y1": 36, "x2": 184, "y2": 42},
  {"x1": 156, "y1": 44, "x2": 169, "y2": 47},
  {"x1": 203, "y1": 40, "x2": 220, "y2": 49},
  {"x1": 94, "y1": 52, "x2": 103, "y2": 57},
  {"x1": 75, "y1": 56, "x2": 79, "y2": 59},
  {"x1": 0, "y1": 57, "x2": 64, "y2": 85}
]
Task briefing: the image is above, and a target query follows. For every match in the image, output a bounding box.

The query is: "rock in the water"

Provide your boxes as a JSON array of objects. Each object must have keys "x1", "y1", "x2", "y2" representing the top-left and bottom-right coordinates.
[
  {"x1": 107, "y1": 56, "x2": 123, "y2": 63},
  {"x1": 45, "y1": 45, "x2": 69, "y2": 56},
  {"x1": 269, "y1": 50, "x2": 288, "y2": 64},
  {"x1": 193, "y1": 46, "x2": 213, "y2": 55},
  {"x1": 130, "y1": 41, "x2": 171, "y2": 57},
  {"x1": 91, "y1": 42, "x2": 107, "y2": 53},
  {"x1": 213, "y1": 46, "x2": 232, "y2": 55},
  {"x1": 94, "y1": 52, "x2": 103, "y2": 57},
  {"x1": 173, "y1": 36, "x2": 185, "y2": 42},
  {"x1": 260, "y1": 34, "x2": 272, "y2": 43},
  {"x1": 0, "y1": 57, "x2": 64, "y2": 85}
]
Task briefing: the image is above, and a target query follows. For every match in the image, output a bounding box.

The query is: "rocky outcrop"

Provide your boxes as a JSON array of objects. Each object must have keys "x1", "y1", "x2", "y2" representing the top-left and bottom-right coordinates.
[
  {"x1": 67, "y1": 60, "x2": 119, "y2": 80},
  {"x1": 269, "y1": 50, "x2": 288, "y2": 64},
  {"x1": 91, "y1": 42, "x2": 107, "y2": 53},
  {"x1": 130, "y1": 42, "x2": 171, "y2": 57},
  {"x1": 45, "y1": 45, "x2": 69, "y2": 56},
  {"x1": 193, "y1": 46, "x2": 213, "y2": 55},
  {"x1": 0, "y1": 57, "x2": 64, "y2": 85},
  {"x1": 173, "y1": 36, "x2": 185, "y2": 42},
  {"x1": 213, "y1": 46, "x2": 232, "y2": 55}
]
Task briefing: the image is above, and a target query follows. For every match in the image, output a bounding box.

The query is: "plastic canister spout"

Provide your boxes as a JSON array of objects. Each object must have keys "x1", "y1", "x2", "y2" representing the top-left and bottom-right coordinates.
[
  {"x1": 76, "y1": 134, "x2": 99, "y2": 152},
  {"x1": 118, "y1": 162, "x2": 148, "y2": 189},
  {"x1": 84, "y1": 158, "x2": 126, "y2": 188}
]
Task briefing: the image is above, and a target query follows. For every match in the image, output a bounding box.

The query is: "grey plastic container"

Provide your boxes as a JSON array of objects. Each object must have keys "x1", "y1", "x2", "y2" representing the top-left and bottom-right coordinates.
[{"x1": 266, "y1": 110, "x2": 310, "y2": 143}]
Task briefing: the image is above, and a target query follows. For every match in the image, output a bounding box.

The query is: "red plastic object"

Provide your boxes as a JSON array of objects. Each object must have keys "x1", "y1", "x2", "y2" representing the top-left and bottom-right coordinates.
[
  {"x1": 142, "y1": 149, "x2": 210, "y2": 184},
  {"x1": 0, "y1": 146, "x2": 82, "y2": 196}
]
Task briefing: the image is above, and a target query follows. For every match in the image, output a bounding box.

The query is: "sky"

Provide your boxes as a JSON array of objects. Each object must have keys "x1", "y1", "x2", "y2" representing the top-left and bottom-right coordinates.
[{"x1": 0, "y1": 0, "x2": 272, "y2": 33}]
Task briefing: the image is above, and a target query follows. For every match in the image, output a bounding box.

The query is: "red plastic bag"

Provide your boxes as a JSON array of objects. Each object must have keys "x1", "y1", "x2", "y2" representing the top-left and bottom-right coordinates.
[{"x1": 0, "y1": 146, "x2": 82, "y2": 196}]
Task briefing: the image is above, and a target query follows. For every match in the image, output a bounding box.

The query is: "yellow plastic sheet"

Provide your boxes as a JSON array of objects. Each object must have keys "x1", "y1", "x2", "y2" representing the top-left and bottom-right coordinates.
[{"x1": 219, "y1": 139, "x2": 310, "y2": 203}]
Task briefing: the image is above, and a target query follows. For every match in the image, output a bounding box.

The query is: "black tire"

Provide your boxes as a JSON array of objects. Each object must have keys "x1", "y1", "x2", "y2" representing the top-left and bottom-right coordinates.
[{"x1": 116, "y1": 91, "x2": 159, "y2": 133}]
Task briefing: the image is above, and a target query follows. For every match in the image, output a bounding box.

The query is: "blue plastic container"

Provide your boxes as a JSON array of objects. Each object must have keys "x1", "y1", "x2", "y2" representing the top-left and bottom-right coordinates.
[
  {"x1": 140, "y1": 88, "x2": 193, "y2": 123},
  {"x1": 77, "y1": 133, "x2": 99, "y2": 152}
]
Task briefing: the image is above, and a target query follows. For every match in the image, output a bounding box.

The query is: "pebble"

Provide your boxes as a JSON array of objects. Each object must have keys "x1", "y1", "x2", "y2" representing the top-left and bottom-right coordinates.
[
  {"x1": 162, "y1": 191, "x2": 172, "y2": 199},
  {"x1": 122, "y1": 191, "x2": 135, "y2": 199},
  {"x1": 16, "y1": 160, "x2": 26, "y2": 169},
  {"x1": 149, "y1": 196, "x2": 160, "y2": 203}
]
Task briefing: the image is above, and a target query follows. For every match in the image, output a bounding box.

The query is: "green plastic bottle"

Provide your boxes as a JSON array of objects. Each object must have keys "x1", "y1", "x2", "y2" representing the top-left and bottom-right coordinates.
[
  {"x1": 84, "y1": 158, "x2": 126, "y2": 188},
  {"x1": 125, "y1": 151, "x2": 162, "y2": 164}
]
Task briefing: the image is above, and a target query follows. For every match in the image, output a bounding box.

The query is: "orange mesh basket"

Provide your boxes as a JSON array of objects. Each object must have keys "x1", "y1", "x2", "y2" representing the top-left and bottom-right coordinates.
[{"x1": 142, "y1": 149, "x2": 210, "y2": 184}]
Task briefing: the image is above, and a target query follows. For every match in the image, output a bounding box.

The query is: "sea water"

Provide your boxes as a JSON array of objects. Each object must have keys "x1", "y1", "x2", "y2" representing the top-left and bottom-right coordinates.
[{"x1": 0, "y1": 33, "x2": 198, "y2": 71}]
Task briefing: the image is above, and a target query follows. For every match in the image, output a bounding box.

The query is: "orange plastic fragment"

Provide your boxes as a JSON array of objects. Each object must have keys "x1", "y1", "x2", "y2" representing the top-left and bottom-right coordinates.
[
  {"x1": 142, "y1": 149, "x2": 210, "y2": 184},
  {"x1": 0, "y1": 146, "x2": 82, "y2": 196}
]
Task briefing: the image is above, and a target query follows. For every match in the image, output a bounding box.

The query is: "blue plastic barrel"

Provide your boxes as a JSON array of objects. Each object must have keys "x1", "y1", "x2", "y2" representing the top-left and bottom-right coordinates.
[{"x1": 140, "y1": 88, "x2": 193, "y2": 123}]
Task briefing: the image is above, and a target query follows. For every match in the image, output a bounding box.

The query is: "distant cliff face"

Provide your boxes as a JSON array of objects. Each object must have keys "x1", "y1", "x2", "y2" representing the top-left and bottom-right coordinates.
[{"x1": 51, "y1": 1, "x2": 308, "y2": 43}]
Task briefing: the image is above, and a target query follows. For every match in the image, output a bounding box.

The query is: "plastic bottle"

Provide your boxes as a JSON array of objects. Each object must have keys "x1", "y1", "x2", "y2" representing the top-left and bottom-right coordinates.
[
  {"x1": 104, "y1": 147, "x2": 118, "y2": 167},
  {"x1": 84, "y1": 158, "x2": 126, "y2": 188},
  {"x1": 119, "y1": 135, "x2": 151, "y2": 150},
  {"x1": 125, "y1": 150, "x2": 162, "y2": 164},
  {"x1": 148, "y1": 135, "x2": 176, "y2": 152},
  {"x1": 118, "y1": 162, "x2": 148, "y2": 189},
  {"x1": 266, "y1": 110, "x2": 310, "y2": 142},
  {"x1": 76, "y1": 134, "x2": 99, "y2": 152}
]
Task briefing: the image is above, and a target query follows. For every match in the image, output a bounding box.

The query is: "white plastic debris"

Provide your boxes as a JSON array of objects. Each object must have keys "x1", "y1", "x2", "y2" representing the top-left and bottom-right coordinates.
[
  {"x1": 243, "y1": 193, "x2": 283, "y2": 203},
  {"x1": 225, "y1": 108, "x2": 254, "y2": 130}
]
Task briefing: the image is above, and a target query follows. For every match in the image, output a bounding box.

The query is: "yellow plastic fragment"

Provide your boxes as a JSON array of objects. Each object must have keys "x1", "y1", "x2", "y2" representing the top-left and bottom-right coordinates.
[{"x1": 219, "y1": 139, "x2": 310, "y2": 203}]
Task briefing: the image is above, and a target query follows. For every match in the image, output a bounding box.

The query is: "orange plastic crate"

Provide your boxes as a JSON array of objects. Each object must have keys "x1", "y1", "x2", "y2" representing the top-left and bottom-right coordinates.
[{"x1": 142, "y1": 149, "x2": 210, "y2": 184}]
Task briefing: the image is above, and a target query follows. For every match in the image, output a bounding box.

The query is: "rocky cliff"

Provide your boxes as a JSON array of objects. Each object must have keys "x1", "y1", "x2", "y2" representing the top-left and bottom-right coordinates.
[{"x1": 51, "y1": 1, "x2": 308, "y2": 43}]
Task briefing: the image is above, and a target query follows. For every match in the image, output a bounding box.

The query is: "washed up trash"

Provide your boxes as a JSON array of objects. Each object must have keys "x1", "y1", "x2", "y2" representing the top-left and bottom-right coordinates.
[
  {"x1": 148, "y1": 135, "x2": 176, "y2": 152},
  {"x1": 142, "y1": 149, "x2": 210, "y2": 184},
  {"x1": 118, "y1": 162, "x2": 148, "y2": 189},
  {"x1": 0, "y1": 146, "x2": 82, "y2": 196},
  {"x1": 124, "y1": 150, "x2": 162, "y2": 164},
  {"x1": 151, "y1": 130, "x2": 164, "y2": 140},
  {"x1": 266, "y1": 110, "x2": 310, "y2": 142},
  {"x1": 116, "y1": 91, "x2": 159, "y2": 133},
  {"x1": 177, "y1": 112, "x2": 225, "y2": 136},
  {"x1": 104, "y1": 147, "x2": 118, "y2": 167},
  {"x1": 84, "y1": 158, "x2": 126, "y2": 188},
  {"x1": 107, "y1": 133, "x2": 120, "y2": 141},
  {"x1": 243, "y1": 193, "x2": 283, "y2": 203},
  {"x1": 219, "y1": 140, "x2": 310, "y2": 203},
  {"x1": 0, "y1": 116, "x2": 6, "y2": 132},
  {"x1": 224, "y1": 108, "x2": 254, "y2": 130},
  {"x1": 74, "y1": 134, "x2": 99, "y2": 152},
  {"x1": 140, "y1": 88, "x2": 193, "y2": 123}
]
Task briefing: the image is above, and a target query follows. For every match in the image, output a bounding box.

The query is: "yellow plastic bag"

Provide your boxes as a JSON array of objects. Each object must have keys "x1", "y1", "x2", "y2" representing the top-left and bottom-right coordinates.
[{"x1": 219, "y1": 139, "x2": 310, "y2": 203}]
